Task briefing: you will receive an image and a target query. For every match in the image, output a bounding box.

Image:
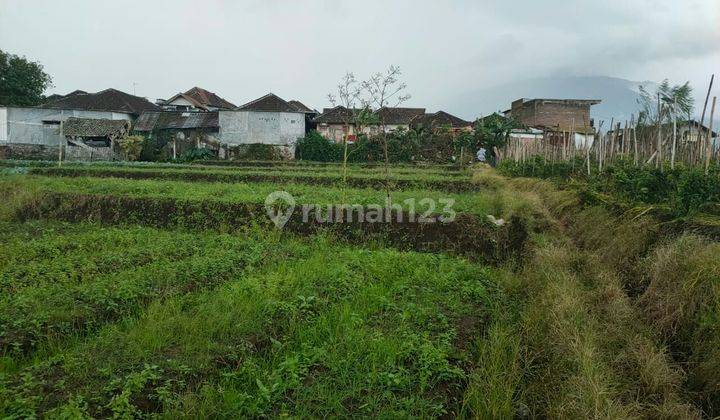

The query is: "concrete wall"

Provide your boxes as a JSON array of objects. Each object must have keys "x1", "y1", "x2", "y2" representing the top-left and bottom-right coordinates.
[
  {"x1": 218, "y1": 110, "x2": 305, "y2": 147},
  {"x1": 0, "y1": 107, "x2": 133, "y2": 146},
  {"x1": 0, "y1": 143, "x2": 119, "y2": 161}
]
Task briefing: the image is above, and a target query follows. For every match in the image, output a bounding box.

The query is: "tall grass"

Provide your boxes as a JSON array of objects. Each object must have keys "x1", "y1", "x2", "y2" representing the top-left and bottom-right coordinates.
[{"x1": 640, "y1": 234, "x2": 720, "y2": 413}]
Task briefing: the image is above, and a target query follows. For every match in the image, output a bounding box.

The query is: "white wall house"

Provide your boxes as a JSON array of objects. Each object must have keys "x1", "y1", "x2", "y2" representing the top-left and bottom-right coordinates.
[
  {"x1": 161, "y1": 87, "x2": 236, "y2": 112},
  {"x1": 218, "y1": 93, "x2": 305, "y2": 155},
  {"x1": 0, "y1": 106, "x2": 133, "y2": 146}
]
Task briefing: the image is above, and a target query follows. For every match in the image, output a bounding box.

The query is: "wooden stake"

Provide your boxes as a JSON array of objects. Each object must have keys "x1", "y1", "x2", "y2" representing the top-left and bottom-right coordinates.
[
  {"x1": 58, "y1": 114, "x2": 64, "y2": 167},
  {"x1": 632, "y1": 115, "x2": 638, "y2": 166},
  {"x1": 671, "y1": 98, "x2": 677, "y2": 169},
  {"x1": 656, "y1": 93, "x2": 662, "y2": 170},
  {"x1": 706, "y1": 97, "x2": 716, "y2": 175},
  {"x1": 698, "y1": 74, "x2": 714, "y2": 152}
]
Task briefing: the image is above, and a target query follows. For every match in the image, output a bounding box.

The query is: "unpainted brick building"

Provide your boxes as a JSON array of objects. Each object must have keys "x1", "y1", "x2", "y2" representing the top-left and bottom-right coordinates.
[{"x1": 506, "y1": 98, "x2": 600, "y2": 131}]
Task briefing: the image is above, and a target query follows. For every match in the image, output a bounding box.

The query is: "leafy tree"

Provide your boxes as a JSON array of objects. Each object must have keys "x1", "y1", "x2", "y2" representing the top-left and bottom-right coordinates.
[
  {"x1": 0, "y1": 49, "x2": 53, "y2": 106},
  {"x1": 474, "y1": 113, "x2": 518, "y2": 164},
  {"x1": 637, "y1": 79, "x2": 693, "y2": 126},
  {"x1": 453, "y1": 129, "x2": 476, "y2": 164}
]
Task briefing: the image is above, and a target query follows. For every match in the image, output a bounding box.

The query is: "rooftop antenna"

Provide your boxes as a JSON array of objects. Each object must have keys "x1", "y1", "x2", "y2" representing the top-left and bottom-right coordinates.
[{"x1": 133, "y1": 82, "x2": 138, "y2": 96}]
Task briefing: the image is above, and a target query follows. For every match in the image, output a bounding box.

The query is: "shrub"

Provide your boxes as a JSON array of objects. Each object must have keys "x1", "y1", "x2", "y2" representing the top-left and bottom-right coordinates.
[
  {"x1": 228, "y1": 143, "x2": 283, "y2": 161},
  {"x1": 498, "y1": 157, "x2": 720, "y2": 217},
  {"x1": 180, "y1": 148, "x2": 214, "y2": 162},
  {"x1": 116, "y1": 135, "x2": 145, "y2": 161},
  {"x1": 294, "y1": 131, "x2": 342, "y2": 162}
]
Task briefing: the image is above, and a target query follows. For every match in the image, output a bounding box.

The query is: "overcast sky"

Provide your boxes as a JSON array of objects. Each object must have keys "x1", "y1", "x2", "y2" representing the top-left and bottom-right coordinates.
[{"x1": 1, "y1": 0, "x2": 718, "y2": 119}]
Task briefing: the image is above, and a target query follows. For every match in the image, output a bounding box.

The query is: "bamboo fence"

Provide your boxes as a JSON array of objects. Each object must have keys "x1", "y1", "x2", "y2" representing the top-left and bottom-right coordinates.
[{"x1": 500, "y1": 95, "x2": 718, "y2": 175}]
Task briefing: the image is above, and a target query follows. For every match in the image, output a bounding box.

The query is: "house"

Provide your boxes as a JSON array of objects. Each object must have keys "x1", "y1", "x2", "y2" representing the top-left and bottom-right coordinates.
[
  {"x1": 61, "y1": 117, "x2": 130, "y2": 160},
  {"x1": 679, "y1": 120, "x2": 718, "y2": 142},
  {"x1": 410, "y1": 111, "x2": 472, "y2": 133},
  {"x1": 159, "y1": 87, "x2": 236, "y2": 112},
  {"x1": 508, "y1": 127, "x2": 545, "y2": 144},
  {"x1": 218, "y1": 93, "x2": 305, "y2": 157},
  {"x1": 0, "y1": 88, "x2": 158, "y2": 160},
  {"x1": 44, "y1": 90, "x2": 87, "y2": 103},
  {"x1": 42, "y1": 88, "x2": 159, "y2": 117},
  {"x1": 370, "y1": 107, "x2": 426, "y2": 134},
  {"x1": 133, "y1": 111, "x2": 220, "y2": 158},
  {"x1": 502, "y1": 98, "x2": 600, "y2": 148},
  {"x1": 504, "y1": 98, "x2": 600, "y2": 131},
  {"x1": 609, "y1": 119, "x2": 718, "y2": 148},
  {"x1": 314, "y1": 106, "x2": 426, "y2": 142},
  {"x1": 288, "y1": 100, "x2": 318, "y2": 133},
  {"x1": 313, "y1": 106, "x2": 363, "y2": 142}
]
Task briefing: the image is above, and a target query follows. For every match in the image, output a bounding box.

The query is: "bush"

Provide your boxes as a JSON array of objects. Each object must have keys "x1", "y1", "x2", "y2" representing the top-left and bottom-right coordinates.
[
  {"x1": 116, "y1": 135, "x2": 145, "y2": 161},
  {"x1": 295, "y1": 131, "x2": 342, "y2": 162},
  {"x1": 229, "y1": 143, "x2": 284, "y2": 161},
  {"x1": 296, "y1": 128, "x2": 472, "y2": 164},
  {"x1": 180, "y1": 148, "x2": 215, "y2": 162}
]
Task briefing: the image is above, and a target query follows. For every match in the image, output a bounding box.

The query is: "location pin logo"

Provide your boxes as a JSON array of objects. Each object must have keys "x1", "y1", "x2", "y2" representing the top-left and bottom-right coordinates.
[{"x1": 265, "y1": 191, "x2": 295, "y2": 229}]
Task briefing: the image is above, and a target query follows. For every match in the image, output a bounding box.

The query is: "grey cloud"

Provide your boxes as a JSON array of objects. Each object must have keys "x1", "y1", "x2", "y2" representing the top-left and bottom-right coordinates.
[{"x1": 0, "y1": 0, "x2": 717, "y2": 119}]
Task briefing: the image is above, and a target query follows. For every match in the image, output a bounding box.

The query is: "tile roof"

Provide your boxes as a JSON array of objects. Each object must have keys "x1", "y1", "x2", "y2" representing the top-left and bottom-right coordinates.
[
  {"x1": 374, "y1": 107, "x2": 426, "y2": 125},
  {"x1": 133, "y1": 111, "x2": 219, "y2": 131},
  {"x1": 313, "y1": 106, "x2": 364, "y2": 124},
  {"x1": 287, "y1": 100, "x2": 316, "y2": 114},
  {"x1": 62, "y1": 117, "x2": 130, "y2": 138},
  {"x1": 236, "y1": 93, "x2": 298, "y2": 112},
  {"x1": 42, "y1": 88, "x2": 159, "y2": 115},
  {"x1": 411, "y1": 111, "x2": 472, "y2": 129},
  {"x1": 166, "y1": 87, "x2": 236, "y2": 110},
  {"x1": 45, "y1": 90, "x2": 89, "y2": 103}
]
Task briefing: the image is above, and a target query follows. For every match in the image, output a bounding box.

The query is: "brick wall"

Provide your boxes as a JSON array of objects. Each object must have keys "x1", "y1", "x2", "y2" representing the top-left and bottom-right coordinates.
[{"x1": 511, "y1": 101, "x2": 591, "y2": 131}]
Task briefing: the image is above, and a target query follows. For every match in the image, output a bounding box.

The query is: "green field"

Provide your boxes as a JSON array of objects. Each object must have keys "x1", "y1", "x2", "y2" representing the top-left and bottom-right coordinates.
[{"x1": 1, "y1": 161, "x2": 718, "y2": 418}]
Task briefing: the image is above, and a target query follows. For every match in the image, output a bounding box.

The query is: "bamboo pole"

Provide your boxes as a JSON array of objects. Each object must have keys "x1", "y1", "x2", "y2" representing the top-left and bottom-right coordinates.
[
  {"x1": 656, "y1": 93, "x2": 662, "y2": 169},
  {"x1": 585, "y1": 124, "x2": 590, "y2": 176},
  {"x1": 698, "y1": 74, "x2": 714, "y2": 153},
  {"x1": 631, "y1": 114, "x2": 638, "y2": 166},
  {"x1": 671, "y1": 99, "x2": 677, "y2": 169},
  {"x1": 58, "y1": 111, "x2": 64, "y2": 167},
  {"x1": 706, "y1": 97, "x2": 716, "y2": 175}
]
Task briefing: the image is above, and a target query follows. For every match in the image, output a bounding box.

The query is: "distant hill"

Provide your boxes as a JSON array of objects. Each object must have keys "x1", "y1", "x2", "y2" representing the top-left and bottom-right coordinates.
[{"x1": 448, "y1": 75, "x2": 660, "y2": 128}]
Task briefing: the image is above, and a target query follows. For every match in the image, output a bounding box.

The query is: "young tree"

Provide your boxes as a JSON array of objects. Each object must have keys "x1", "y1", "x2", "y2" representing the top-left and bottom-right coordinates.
[
  {"x1": 328, "y1": 73, "x2": 362, "y2": 211},
  {"x1": 0, "y1": 49, "x2": 53, "y2": 106},
  {"x1": 361, "y1": 65, "x2": 410, "y2": 207}
]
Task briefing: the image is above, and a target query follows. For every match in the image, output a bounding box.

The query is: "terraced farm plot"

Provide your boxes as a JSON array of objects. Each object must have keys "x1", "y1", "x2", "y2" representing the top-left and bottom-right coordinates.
[
  {"x1": 22, "y1": 165, "x2": 479, "y2": 193},
  {"x1": 2, "y1": 161, "x2": 716, "y2": 418},
  {"x1": 0, "y1": 222, "x2": 503, "y2": 418}
]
